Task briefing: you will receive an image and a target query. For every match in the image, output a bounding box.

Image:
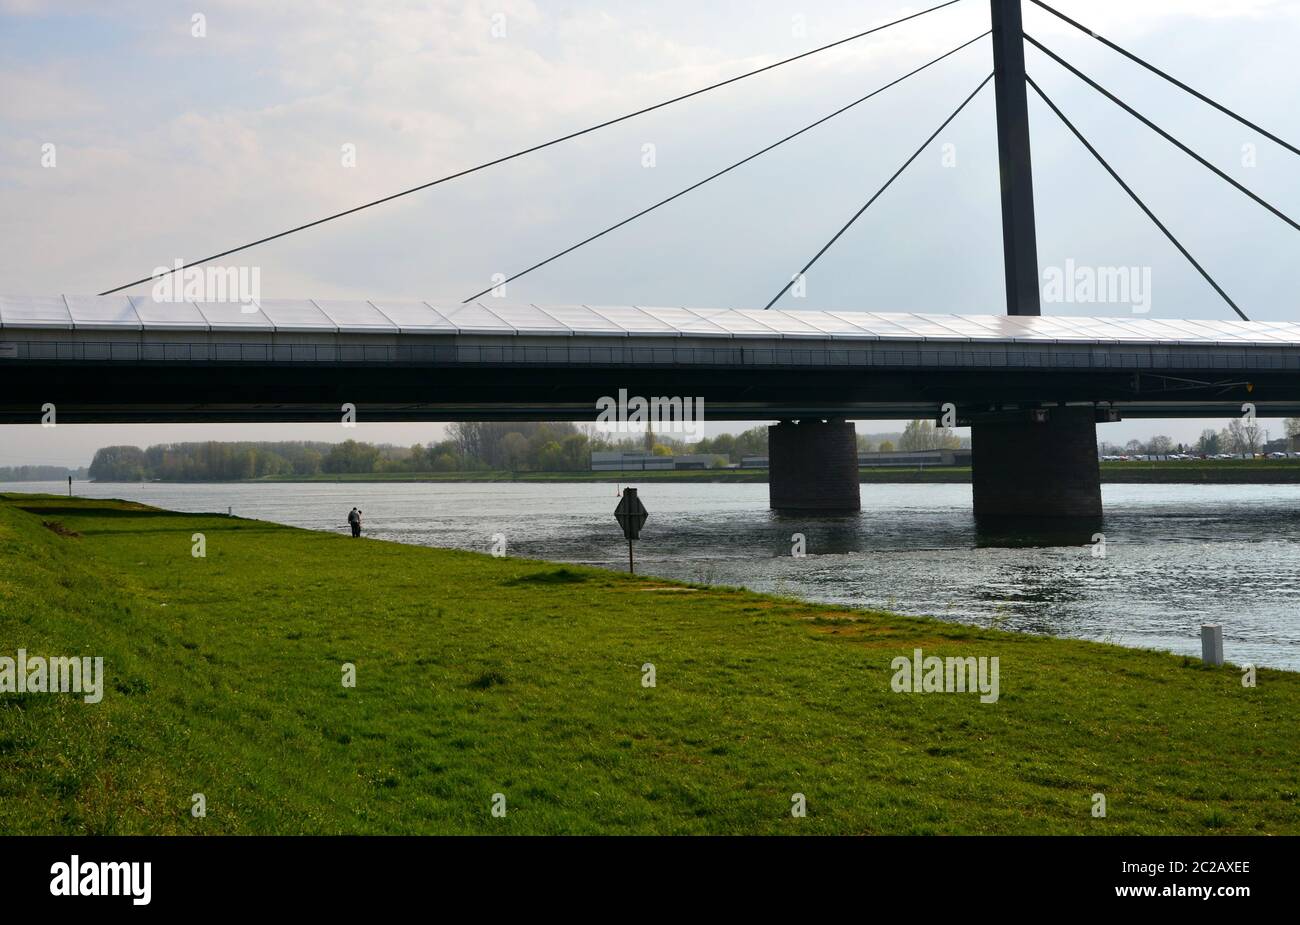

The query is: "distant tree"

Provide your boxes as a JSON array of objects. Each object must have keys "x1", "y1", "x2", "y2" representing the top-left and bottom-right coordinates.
[
  {"x1": 88, "y1": 446, "x2": 148, "y2": 481},
  {"x1": 699, "y1": 433, "x2": 736, "y2": 459},
  {"x1": 1196, "y1": 429, "x2": 1221, "y2": 455},
  {"x1": 322, "y1": 440, "x2": 380, "y2": 474},
  {"x1": 878, "y1": 440, "x2": 895, "y2": 453},
  {"x1": 0, "y1": 465, "x2": 88, "y2": 481},
  {"x1": 736, "y1": 426, "x2": 768, "y2": 458},
  {"x1": 404, "y1": 444, "x2": 427, "y2": 471},
  {"x1": 898, "y1": 419, "x2": 961, "y2": 451},
  {"x1": 696, "y1": 426, "x2": 767, "y2": 463},
  {"x1": 448, "y1": 422, "x2": 485, "y2": 462},
  {"x1": 559, "y1": 433, "x2": 589, "y2": 470},
  {"x1": 1226, "y1": 418, "x2": 1264, "y2": 455},
  {"x1": 535, "y1": 441, "x2": 566, "y2": 471},
  {"x1": 1286, "y1": 418, "x2": 1300, "y2": 450},
  {"x1": 501, "y1": 432, "x2": 530, "y2": 470},
  {"x1": 295, "y1": 448, "x2": 323, "y2": 476},
  {"x1": 1147, "y1": 435, "x2": 1174, "y2": 456},
  {"x1": 430, "y1": 451, "x2": 459, "y2": 472}
]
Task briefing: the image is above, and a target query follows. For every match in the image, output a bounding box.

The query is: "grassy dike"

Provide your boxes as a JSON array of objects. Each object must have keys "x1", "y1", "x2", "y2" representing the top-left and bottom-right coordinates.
[{"x1": 1, "y1": 493, "x2": 1296, "y2": 835}]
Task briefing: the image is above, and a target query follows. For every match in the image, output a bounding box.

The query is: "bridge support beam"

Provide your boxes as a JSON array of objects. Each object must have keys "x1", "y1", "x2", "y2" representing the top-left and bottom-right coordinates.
[
  {"x1": 971, "y1": 407, "x2": 1101, "y2": 519},
  {"x1": 768, "y1": 419, "x2": 861, "y2": 512}
]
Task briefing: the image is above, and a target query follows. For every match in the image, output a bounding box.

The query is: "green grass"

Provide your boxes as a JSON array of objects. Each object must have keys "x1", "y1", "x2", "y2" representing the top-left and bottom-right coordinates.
[
  {"x1": 1, "y1": 493, "x2": 1297, "y2": 835},
  {"x1": 1098, "y1": 458, "x2": 1300, "y2": 483}
]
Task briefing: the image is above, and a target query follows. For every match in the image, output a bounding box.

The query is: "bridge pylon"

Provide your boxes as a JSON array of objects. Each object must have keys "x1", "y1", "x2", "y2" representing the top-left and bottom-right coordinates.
[
  {"x1": 974, "y1": 2, "x2": 1105, "y2": 520},
  {"x1": 768, "y1": 419, "x2": 861, "y2": 512},
  {"x1": 970, "y1": 407, "x2": 1103, "y2": 521},
  {"x1": 991, "y1": 0, "x2": 1040, "y2": 317}
]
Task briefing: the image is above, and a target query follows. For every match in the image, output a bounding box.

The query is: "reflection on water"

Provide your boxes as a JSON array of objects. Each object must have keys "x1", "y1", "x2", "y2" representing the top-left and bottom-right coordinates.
[{"x1": 6, "y1": 480, "x2": 1299, "y2": 671}]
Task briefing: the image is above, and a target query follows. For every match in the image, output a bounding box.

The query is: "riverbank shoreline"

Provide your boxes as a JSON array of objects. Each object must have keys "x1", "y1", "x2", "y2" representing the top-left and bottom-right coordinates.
[
  {"x1": 78, "y1": 459, "x2": 1300, "y2": 486},
  {"x1": 1, "y1": 491, "x2": 1296, "y2": 835}
]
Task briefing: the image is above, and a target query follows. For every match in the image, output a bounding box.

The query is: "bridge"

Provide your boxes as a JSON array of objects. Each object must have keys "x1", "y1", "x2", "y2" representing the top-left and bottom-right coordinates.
[
  {"x1": 5, "y1": 295, "x2": 1297, "y2": 515},
  {"x1": 9, "y1": 0, "x2": 1299, "y2": 519}
]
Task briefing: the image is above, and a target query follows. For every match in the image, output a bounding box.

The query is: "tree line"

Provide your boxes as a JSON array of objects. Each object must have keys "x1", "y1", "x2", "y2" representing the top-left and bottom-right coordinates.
[
  {"x1": 1099, "y1": 418, "x2": 1300, "y2": 458},
  {"x1": 82, "y1": 419, "x2": 974, "y2": 482},
  {"x1": 84, "y1": 416, "x2": 1293, "y2": 482},
  {"x1": 86, "y1": 424, "x2": 776, "y2": 481},
  {"x1": 0, "y1": 465, "x2": 89, "y2": 482}
]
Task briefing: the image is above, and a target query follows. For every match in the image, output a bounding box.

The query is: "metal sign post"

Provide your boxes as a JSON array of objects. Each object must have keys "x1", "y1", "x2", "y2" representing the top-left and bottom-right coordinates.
[{"x1": 614, "y1": 487, "x2": 649, "y2": 574}]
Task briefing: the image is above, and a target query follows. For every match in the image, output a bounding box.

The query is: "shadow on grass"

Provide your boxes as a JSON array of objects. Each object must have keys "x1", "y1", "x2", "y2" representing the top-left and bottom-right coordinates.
[
  {"x1": 75, "y1": 525, "x2": 288, "y2": 538},
  {"x1": 467, "y1": 670, "x2": 508, "y2": 690},
  {"x1": 503, "y1": 568, "x2": 590, "y2": 586},
  {"x1": 14, "y1": 505, "x2": 193, "y2": 519}
]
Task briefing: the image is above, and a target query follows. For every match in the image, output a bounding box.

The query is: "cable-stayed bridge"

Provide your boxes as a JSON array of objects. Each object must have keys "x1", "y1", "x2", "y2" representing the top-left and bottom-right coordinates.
[
  {"x1": 5, "y1": 0, "x2": 1298, "y2": 518},
  {"x1": 2, "y1": 296, "x2": 1298, "y2": 423}
]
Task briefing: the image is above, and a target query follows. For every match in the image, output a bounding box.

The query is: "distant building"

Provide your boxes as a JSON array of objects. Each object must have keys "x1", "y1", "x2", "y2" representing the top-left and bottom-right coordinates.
[
  {"x1": 671, "y1": 454, "x2": 715, "y2": 470},
  {"x1": 735, "y1": 449, "x2": 970, "y2": 470},
  {"x1": 591, "y1": 451, "x2": 671, "y2": 471},
  {"x1": 859, "y1": 449, "x2": 971, "y2": 468},
  {"x1": 591, "y1": 451, "x2": 717, "y2": 471}
]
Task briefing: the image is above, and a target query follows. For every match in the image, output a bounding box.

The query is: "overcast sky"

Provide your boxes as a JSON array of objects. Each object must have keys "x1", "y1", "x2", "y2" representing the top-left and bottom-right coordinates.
[{"x1": 3, "y1": 0, "x2": 1299, "y2": 466}]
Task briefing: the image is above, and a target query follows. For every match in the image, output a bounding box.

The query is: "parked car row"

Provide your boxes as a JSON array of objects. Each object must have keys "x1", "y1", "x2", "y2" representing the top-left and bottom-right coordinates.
[{"x1": 1099, "y1": 452, "x2": 1299, "y2": 461}]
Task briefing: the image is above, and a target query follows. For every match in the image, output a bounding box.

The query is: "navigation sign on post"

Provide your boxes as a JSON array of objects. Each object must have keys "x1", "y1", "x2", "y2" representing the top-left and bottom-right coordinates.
[
  {"x1": 614, "y1": 488, "x2": 648, "y2": 573},
  {"x1": 615, "y1": 487, "x2": 648, "y2": 540}
]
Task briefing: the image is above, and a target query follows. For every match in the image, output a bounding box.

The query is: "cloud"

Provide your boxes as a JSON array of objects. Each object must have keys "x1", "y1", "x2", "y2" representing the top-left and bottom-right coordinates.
[
  {"x1": 2, "y1": 0, "x2": 1298, "y2": 458},
  {"x1": 1, "y1": 0, "x2": 1297, "y2": 307}
]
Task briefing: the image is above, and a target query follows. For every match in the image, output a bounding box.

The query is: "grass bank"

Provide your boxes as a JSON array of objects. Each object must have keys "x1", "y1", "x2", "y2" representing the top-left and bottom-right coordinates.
[{"x1": 1, "y1": 493, "x2": 1296, "y2": 835}]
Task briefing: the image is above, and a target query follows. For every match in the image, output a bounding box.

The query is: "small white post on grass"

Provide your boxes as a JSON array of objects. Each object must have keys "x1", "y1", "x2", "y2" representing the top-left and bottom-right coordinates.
[{"x1": 1201, "y1": 624, "x2": 1224, "y2": 667}]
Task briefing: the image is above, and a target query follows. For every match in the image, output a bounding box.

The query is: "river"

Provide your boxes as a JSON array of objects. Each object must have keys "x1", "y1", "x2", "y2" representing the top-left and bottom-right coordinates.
[{"x1": 5, "y1": 479, "x2": 1299, "y2": 671}]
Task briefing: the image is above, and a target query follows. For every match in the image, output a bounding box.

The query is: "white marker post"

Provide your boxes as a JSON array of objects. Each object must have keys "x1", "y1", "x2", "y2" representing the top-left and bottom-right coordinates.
[{"x1": 1201, "y1": 624, "x2": 1224, "y2": 667}]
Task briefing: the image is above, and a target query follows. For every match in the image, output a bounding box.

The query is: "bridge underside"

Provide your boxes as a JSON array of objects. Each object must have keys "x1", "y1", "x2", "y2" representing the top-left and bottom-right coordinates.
[
  {"x1": 5, "y1": 299, "x2": 1299, "y2": 521},
  {"x1": 0, "y1": 362, "x2": 1293, "y2": 423},
  {"x1": 4, "y1": 361, "x2": 1277, "y2": 520}
]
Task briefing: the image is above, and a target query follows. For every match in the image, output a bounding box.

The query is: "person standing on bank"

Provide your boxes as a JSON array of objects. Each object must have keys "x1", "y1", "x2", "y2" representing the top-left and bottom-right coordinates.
[{"x1": 348, "y1": 507, "x2": 362, "y2": 538}]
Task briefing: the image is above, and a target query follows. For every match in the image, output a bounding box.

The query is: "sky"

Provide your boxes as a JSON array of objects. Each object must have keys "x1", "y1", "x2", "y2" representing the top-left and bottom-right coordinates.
[{"x1": 2, "y1": 0, "x2": 1299, "y2": 467}]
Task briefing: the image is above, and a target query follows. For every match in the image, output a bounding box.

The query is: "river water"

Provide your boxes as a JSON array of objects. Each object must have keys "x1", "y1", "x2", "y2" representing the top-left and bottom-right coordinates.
[{"x1": 6, "y1": 480, "x2": 1299, "y2": 671}]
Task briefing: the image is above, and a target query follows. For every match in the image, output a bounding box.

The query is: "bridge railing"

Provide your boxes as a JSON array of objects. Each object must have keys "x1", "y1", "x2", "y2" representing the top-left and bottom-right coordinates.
[{"x1": 1, "y1": 340, "x2": 1297, "y2": 371}]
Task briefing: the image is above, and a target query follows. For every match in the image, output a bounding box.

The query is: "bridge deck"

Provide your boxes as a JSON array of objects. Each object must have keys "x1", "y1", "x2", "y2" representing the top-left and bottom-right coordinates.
[
  {"x1": 4, "y1": 295, "x2": 1300, "y2": 345},
  {"x1": 2, "y1": 297, "x2": 1297, "y2": 422}
]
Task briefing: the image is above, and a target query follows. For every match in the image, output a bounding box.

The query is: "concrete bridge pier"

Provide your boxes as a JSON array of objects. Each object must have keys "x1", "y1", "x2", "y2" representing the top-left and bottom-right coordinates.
[
  {"x1": 768, "y1": 419, "x2": 861, "y2": 512},
  {"x1": 971, "y1": 406, "x2": 1102, "y2": 520}
]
